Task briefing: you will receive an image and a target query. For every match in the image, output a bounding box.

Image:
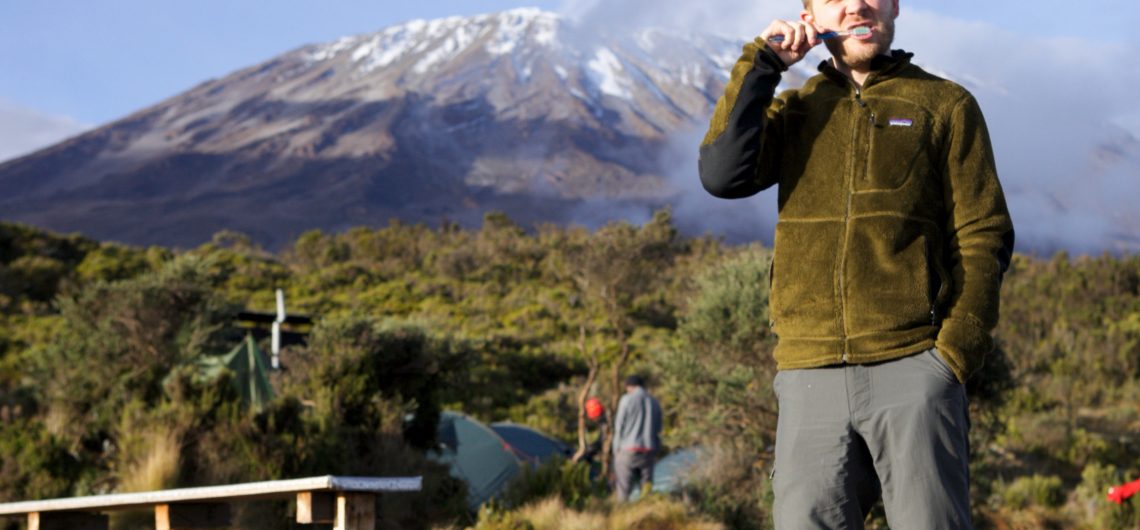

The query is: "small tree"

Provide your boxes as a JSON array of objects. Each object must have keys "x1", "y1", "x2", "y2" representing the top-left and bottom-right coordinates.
[{"x1": 558, "y1": 210, "x2": 680, "y2": 475}]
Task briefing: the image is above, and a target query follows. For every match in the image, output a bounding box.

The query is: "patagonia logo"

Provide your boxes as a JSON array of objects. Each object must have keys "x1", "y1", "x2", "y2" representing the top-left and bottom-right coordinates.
[{"x1": 888, "y1": 118, "x2": 913, "y2": 127}]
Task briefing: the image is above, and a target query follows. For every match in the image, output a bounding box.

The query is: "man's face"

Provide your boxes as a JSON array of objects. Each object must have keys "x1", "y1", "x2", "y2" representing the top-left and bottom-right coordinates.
[{"x1": 802, "y1": 0, "x2": 898, "y2": 70}]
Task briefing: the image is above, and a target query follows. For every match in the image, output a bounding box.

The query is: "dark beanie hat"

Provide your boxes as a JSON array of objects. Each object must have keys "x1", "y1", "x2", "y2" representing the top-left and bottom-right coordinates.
[{"x1": 625, "y1": 374, "x2": 645, "y2": 387}]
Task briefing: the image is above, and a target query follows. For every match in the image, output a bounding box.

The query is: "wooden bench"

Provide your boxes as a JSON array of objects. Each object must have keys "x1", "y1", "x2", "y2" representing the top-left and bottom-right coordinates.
[{"x1": 0, "y1": 475, "x2": 422, "y2": 530}]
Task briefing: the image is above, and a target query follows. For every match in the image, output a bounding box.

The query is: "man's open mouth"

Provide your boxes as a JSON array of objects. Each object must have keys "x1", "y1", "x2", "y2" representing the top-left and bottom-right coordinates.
[{"x1": 848, "y1": 24, "x2": 875, "y2": 40}]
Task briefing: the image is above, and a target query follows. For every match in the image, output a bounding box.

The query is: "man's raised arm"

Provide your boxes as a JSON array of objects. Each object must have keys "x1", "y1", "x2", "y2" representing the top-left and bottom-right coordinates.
[{"x1": 699, "y1": 20, "x2": 819, "y2": 198}]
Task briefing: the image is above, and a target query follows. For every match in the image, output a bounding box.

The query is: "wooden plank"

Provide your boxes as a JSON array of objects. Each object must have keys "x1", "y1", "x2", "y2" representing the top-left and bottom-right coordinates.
[
  {"x1": 155, "y1": 503, "x2": 231, "y2": 529},
  {"x1": 295, "y1": 491, "x2": 335, "y2": 524},
  {"x1": 335, "y1": 493, "x2": 375, "y2": 530},
  {"x1": 0, "y1": 475, "x2": 421, "y2": 516},
  {"x1": 28, "y1": 511, "x2": 108, "y2": 530}
]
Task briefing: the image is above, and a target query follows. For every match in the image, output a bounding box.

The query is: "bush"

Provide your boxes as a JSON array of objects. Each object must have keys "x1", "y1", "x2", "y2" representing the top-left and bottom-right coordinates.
[
  {"x1": 0, "y1": 420, "x2": 81, "y2": 500},
  {"x1": 1000, "y1": 474, "x2": 1065, "y2": 509},
  {"x1": 495, "y1": 458, "x2": 606, "y2": 512},
  {"x1": 678, "y1": 444, "x2": 771, "y2": 530}
]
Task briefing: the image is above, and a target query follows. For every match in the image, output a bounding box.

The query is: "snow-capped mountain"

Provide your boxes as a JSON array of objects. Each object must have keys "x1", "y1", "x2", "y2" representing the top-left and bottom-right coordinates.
[
  {"x1": 5, "y1": 8, "x2": 1133, "y2": 252},
  {"x1": 1, "y1": 9, "x2": 790, "y2": 247}
]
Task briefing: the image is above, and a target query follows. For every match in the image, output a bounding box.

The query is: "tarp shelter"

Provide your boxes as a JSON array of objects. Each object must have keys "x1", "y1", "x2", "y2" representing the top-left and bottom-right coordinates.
[
  {"x1": 195, "y1": 334, "x2": 275, "y2": 410},
  {"x1": 490, "y1": 422, "x2": 572, "y2": 467},
  {"x1": 431, "y1": 411, "x2": 521, "y2": 510}
]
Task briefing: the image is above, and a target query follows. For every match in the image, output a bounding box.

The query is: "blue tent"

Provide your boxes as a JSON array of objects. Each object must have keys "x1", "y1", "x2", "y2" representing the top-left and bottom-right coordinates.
[
  {"x1": 651, "y1": 446, "x2": 702, "y2": 493},
  {"x1": 430, "y1": 411, "x2": 521, "y2": 510},
  {"x1": 490, "y1": 422, "x2": 572, "y2": 467}
]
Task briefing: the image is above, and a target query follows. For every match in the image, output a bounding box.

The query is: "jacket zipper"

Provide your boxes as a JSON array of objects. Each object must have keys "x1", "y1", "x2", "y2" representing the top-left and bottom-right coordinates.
[
  {"x1": 837, "y1": 87, "x2": 860, "y2": 362},
  {"x1": 838, "y1": 85, "x2": 877, "y2": 363}
]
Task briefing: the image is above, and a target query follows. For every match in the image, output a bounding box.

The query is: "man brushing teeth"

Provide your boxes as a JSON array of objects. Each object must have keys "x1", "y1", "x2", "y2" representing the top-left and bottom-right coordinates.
[{"x1": 698, "y1": 0, "x2": 1015, "y2": 528}]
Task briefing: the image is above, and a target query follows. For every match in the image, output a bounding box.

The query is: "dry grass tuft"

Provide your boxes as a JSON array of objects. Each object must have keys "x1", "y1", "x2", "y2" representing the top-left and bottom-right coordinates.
[
  {"x1": 469, "y1": 495, "x2": 724, "y2": 530},
  {"x1": 518, "y1": 496, "x2": 606, "y2": 530},
  {"x1": 118, "y1": 426, "x2": 182, "y2": 493},
  {"x1": 607, "y1": 496, "x2": 724, "y2": 530}
]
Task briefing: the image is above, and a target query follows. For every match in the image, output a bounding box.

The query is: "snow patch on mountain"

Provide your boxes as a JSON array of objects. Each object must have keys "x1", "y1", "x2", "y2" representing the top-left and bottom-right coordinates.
[
  {"x1": 586, "y1": 48, "x2": 633, "y2": 100},
  {"x1": 415, "y1": 22, "x2": 481, "y2": 73}
]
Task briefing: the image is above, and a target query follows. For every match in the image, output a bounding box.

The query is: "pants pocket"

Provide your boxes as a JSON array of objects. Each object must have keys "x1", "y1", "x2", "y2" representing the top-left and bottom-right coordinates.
[{"x1": 926, "y1": 348, "x2": 961, "y2": 385}]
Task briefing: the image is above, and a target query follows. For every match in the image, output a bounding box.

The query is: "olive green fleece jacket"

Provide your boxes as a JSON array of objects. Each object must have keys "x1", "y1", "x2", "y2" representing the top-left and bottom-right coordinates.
[{"x1": 698, "y1": 39, "x2": 1015, "y2": 382}]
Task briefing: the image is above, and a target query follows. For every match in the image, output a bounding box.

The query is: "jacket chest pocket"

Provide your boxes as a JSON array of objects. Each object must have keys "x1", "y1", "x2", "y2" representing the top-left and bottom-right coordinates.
[{"x1": 857, "y1": 106, "x2": 932, "y2": 192}]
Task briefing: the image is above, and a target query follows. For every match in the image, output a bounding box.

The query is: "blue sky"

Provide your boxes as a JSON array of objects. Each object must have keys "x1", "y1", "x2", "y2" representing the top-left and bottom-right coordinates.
[{"x1": 1, "y1": 0, "x2": 1137, "y2": 128}]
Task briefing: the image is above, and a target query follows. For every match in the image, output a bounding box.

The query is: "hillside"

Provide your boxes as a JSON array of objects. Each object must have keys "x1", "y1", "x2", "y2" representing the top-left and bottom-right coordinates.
[{"x1": 1, "y1": 218, "x2": 1139, "y2": 528}]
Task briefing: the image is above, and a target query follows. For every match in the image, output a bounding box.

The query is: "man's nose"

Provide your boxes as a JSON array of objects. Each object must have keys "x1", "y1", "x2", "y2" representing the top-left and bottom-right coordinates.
[{"x1": 844, "y1": 0, "x2": 871, "y2": 15}]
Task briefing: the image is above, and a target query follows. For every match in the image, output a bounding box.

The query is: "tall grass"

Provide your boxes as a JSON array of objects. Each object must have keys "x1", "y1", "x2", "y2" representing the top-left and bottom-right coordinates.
[
  {"x1": 111, "y1": 425, "x2": 183, "y2": 530},
  {"x1": 117, "y1": 427, "x2": 182, "y2": 493}
]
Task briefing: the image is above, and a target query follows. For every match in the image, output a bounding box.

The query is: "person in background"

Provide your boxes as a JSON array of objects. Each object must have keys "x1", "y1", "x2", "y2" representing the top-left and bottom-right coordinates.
[
  {"x1": 572, "y1": 396, "x2": 608, "y2": 464},
  {"x1": 612, "y1": 375, "x2": 662, "y2": 501}
]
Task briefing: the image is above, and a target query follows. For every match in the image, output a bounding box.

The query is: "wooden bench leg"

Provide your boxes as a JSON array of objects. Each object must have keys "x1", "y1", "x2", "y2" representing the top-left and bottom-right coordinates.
[
  {"x1": 155, "y1": 503, "x2": 231, "y2": 529},
  {"x1": 28, "y1": 511, "x2": 108, "y2": 530},
  {"x1": 296, "y1": 491, "x2": 335, "y2": 524},
  {"x1": 335, "y1": 493, "x2": 375, "y2": 530}
]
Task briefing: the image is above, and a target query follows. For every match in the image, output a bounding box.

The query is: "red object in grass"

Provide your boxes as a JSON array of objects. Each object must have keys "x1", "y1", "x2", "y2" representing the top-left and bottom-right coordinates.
[{"x1": 1107, "y1": 478, "x2": 1140, "y2": 504}]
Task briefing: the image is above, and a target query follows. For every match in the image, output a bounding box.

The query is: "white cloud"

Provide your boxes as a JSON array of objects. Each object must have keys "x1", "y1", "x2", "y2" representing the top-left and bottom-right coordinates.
[
  {"x1": 0, "y1": 98, "x2": 91, "y2": 164},
  {"x1": 898, "y1": 9, "x2": 1140, "y2": 253},
  {"x1": 1112, "y1": 110, "x2": 1140, "y2": 140},
  {"x1": 560, "y1": 0, "x2": 799, "y2": 38}
]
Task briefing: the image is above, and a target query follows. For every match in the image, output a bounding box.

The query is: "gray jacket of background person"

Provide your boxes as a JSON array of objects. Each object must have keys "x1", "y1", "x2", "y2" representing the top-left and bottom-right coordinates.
[{"x1": 612, "y1": 387, "x2": 662, "y2": 454}]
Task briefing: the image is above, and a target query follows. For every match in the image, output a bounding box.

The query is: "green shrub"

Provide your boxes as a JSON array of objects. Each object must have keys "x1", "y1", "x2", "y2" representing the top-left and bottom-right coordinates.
[
  {"x1": 1000, "y1": 474, "x2": 1065, "y2": 509},
  {"x1": 495, "y1": 458, "x2": 606, "y2": 511},
  {"x1": 678, "y1": 445, "x2": 771, "y2": 530},
  {"x1": 471, "y1": 504, "x2": 537, "y2": 530},
  {"x1": 0, "y1": 420, "x2": 80, "y2": 500}
]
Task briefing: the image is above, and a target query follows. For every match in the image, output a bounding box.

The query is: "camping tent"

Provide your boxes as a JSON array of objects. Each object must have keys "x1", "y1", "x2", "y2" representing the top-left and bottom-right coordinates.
[
  {"x1": 195, "y1": 334, "x2": 275, "y2": 410},
  {"x1": 651, "y1": 446, "x2": 702, "y2": 493},
  {"x1": 490, "y1": 422, "x2": 572, "y2": 467},
  {"x1": 431, "y1": 411, "x2": 521, "y2": 510}
]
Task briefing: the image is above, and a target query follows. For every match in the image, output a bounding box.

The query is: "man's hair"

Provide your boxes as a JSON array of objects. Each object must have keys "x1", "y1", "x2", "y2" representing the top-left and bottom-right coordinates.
[{"x1": 625, "y1": 374, "x2": 645, "y2": 387}]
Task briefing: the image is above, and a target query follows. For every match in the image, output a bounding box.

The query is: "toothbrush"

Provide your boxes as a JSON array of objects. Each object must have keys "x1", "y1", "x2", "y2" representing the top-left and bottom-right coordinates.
[{"x1": 768, "y1": 26, "x2": 871, "y2": 43}]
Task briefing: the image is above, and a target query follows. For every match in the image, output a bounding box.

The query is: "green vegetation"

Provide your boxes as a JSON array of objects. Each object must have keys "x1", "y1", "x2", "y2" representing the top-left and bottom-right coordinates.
[{"x1": 1, "y1": 216, "x2": 1138, "y2": 529}]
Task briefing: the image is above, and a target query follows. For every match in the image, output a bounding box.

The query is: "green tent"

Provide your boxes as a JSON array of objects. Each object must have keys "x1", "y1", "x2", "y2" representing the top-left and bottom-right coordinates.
[
  {"x1": 431, "y1": 411, "x2": 521, "y2": 511},
  {"x1": 196, "y1": 334, "x2": 275, "y2": 410}
]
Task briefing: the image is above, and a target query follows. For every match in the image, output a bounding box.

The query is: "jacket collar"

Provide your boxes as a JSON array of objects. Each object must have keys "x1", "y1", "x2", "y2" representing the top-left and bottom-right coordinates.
[{"x1": 819, "y1": 49, "x2": 914, "y2": 87}]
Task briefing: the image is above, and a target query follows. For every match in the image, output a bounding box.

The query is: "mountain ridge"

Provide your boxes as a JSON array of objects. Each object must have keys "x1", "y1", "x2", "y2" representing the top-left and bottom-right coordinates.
[{"x1": 0, "y1": 9, "x2": 762, "y2": 248}]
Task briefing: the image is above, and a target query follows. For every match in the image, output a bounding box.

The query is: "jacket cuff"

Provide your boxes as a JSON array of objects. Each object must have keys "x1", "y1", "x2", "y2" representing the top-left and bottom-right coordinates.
[
  {"x1": 935, "y1": 317, "x2": 994, "y2": 382},
  {"x1": 756, "y1": 44, "x2": 788, "y2": 72}
]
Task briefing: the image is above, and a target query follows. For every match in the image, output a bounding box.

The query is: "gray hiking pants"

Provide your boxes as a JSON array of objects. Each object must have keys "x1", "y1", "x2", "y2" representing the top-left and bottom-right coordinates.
[
  {"x1": 614, "y1": 450, "x2": 655, "y2": 501},
  {"x1": 772, "y1": 348, "x2": 973, "y2": 529}
]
